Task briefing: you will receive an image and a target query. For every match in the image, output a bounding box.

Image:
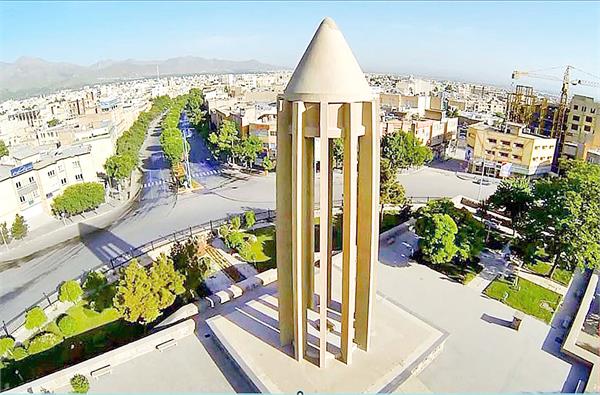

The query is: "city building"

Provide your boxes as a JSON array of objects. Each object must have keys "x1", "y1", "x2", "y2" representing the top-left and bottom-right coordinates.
[
  {"x1": 562, "y1": 95, "x2": 600, "y2": 161},
  {"x1": 0, "y1": 144, "x2": 97, "y2": 226},
  {"x1": 466, "y1": 121, "x2": 557, "y2": 178}
]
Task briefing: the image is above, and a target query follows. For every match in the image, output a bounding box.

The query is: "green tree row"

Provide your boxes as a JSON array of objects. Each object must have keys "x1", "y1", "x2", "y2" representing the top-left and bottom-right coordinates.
[{"x1": 104, "y1": 96, "x2": 173, "y2": 183}]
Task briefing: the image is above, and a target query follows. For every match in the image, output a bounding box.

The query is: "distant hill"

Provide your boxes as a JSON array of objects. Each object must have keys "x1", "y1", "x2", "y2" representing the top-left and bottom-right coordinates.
[{"x1": 0, "y1": 56, "x2": 279, "y2": 101}]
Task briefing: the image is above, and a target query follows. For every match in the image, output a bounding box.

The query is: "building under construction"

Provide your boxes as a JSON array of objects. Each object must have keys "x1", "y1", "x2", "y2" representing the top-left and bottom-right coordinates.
[{"x1": 505, "y1": 85, "x2": 561, "y2": 138}]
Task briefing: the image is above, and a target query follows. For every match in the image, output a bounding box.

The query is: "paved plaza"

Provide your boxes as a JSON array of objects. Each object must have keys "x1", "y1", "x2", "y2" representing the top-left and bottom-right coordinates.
[{"x1": 80, "y1": 232, "x2": 589, "y2": 393}]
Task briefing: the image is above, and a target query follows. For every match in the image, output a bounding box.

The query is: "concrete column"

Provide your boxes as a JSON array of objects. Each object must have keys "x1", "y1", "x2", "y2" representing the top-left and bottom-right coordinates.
[
  {"x1": 340, "y1": 102, "x2": 359, "y2": 364},
  {"x1": 318, "y1": 101, "x2": 330, "y2": 367},
  {"x1": 276, "y1": 98, "x2": 293, "y2": 347},
  {"x1": 291, "y1": 101, "x2": 305, "y2": 361},
  {"x1": 355, "y1": 101, "x2": 380, "y2": 351}
]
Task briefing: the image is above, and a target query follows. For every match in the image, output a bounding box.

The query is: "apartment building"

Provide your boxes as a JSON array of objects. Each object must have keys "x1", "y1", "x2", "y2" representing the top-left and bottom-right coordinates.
[
  {"x1": 382, "y1": 114, "x2": 458, "y2": 158},
  {"x1": 248, "y1": 113, "x2": 277, "y2": 157},
  {"x1": 0, "y1": 145, "x2": 97, "y2": 226},
  {"x1": 562, "y1": 95, "x2": 600, "y2": 161},
  {"x1": 466, "y1": 122, "x2": 557, "y2": 178}
]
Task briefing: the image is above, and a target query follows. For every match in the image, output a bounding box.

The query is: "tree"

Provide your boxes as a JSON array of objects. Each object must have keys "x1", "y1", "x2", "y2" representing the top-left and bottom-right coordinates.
[
  {"x1": 0, "y1": 140, "x2": 8, "y2": 158},
  {"x1": 104, "y1": 154, "x2": 137, "y2": 181},
  {"x1": 113, "y1": 257, "x2": 185, "y2": 325},
  {"x1": 24, "y1": 307, "x2": 47, "y2": 331},
  {"x1": 521, "y1": 160, "x2": 600, "y2": 274},
  {"x1": 417, "y1": 198, "x2": 485, "y2": 263},
  {"x1": 446, "y1": 108, "x2": 460, "y2": 118},
  {"x1": 262, "y1": 155, "x2": 274, "y2": 172},
  {"x1": 0, "y1": 222, "x2": 11, "y2": 245},
  {"x1": 51, "y1": 182, "x2": 105, "y2": 217},
  {"x1": 0, "y1": 337, "x2": 15, "y2": 360},
  {"x1": 47, "y1": 118, "x2": 60, "y2": 127},
  {"x1": 244, "y1": 210, "x2": 256, "y2": 229},
  {"x1": 208, "y1": 120, "x2": 239, "y2": 162},
  {"x1": 454, "y1": 209, "x2": 486, "y2": 262},
  {"x1": 11, "y1": 214, "x2": 28, "y2": 240},
  {"x1": 415, "y1": 213, "x2": 458, "y2": 264},
  {"x1": 379, "y1": 158, "x2": 406, "y2": 222},
  {"x1": 170, "y1": 237, "x2": 212, "y2": 300},
  {"x1": 58, "y1": 280, "x2": 83, "y2": 304},
  {"x1": 381, "y1": 130, "x2": 433, "y2": 171},
  {"x1": 237, "y1": 136, "x2": 263, "y2": 167},
  {"x1": 113, "y1": 261, "x2": 160, "y2": 324},
  {"x1": 70, "y1": 374, "x2": 90, "y2": 393},
  {"x1": 332, "y1": 138, "x2": 344, "y2": 169},
  {"x1": 160, "y1": 127, "x2": 186, "y2": 165},
  {"x1": 489, "y1": 177, "x2": 533, "y2": 234},
  {"x1": 149, "y1": 254, "x2": 186, "y2": 310}
]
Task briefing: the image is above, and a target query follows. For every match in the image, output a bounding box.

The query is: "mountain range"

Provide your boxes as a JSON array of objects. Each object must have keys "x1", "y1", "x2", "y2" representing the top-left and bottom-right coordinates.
[{"x1": 0, "y1": 56, "x2": 279, "y2": 101}]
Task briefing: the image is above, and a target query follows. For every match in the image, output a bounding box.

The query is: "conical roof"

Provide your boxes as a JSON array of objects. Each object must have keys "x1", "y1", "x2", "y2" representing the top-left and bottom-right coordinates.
[{"x1": 283, "y1": 17, "x2": 373, "y2": 103}]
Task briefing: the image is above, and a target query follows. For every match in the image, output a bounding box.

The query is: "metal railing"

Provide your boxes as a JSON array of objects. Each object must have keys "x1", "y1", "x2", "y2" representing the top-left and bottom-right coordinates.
[
  {"x1": 1, "y1": 209, "x2": 276, "y2": 337},
  {"x1": 1, "y1": 195, "x2": 445, "y2": 337}
]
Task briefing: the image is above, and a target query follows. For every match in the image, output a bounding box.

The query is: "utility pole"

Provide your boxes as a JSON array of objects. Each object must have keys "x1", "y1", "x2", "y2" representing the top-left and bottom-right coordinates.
[{"x1": 476, "y1": 158, "x2": 489, "y2": 202}]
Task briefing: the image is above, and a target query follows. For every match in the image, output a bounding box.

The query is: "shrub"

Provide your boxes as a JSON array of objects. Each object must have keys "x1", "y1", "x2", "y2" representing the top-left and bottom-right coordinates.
[
  {"x1": 244, "y1": 210, "x2": 256, "y2": 229},
  {"x1": 0, "y1": 336, "x2": 15, "y2": 359},
  {"x1": 59, "y1": 280, "x2": 83, "y2": 303},
  {"x1": 57, "y1": 314, "x2": 79, "y2": 337},
  {"x1": 24, "y1": 307, "x2": 47, "y2": 331},
  {"x1": 218, "y1": 224, "x2": 230, "y2": 238},
  {"x1": 226, "y1": 231, "x2": 245, "y2": 249},
  {"x1": 51, "y1": 182, "x2": 105, "y2": 217},
  {"x1": 89, "y1": 283, "x2": 117, "y2": 312},
  {"x1": 71, "y1": 374, "x2": 90, "y2": 393},
  {"x1": 12, "y1": 346, "x2": 28, "y2": 361},
  {"x1": 83, "y1": 271, "x2": 107, "y2": 294},
  {"x1": 26, "y1": 332, "x2": 63, "y2": 354},
  {"x1": 230, "y1": 216, "x2": 241, "y2": 230}
]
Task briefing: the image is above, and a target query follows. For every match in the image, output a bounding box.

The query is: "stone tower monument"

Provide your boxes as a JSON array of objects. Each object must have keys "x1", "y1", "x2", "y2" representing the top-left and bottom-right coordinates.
[{"x1": 276, "y1": 17, "x2": 380, "y2": 367}]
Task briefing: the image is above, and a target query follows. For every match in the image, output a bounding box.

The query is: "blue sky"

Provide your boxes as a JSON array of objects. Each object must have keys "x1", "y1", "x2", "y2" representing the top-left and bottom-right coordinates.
[{"x1": 1, "y1": 1, "x2": 599, "y2": 92}]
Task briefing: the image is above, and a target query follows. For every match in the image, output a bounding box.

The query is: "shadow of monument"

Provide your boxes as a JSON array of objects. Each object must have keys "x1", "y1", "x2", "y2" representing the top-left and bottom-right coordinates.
[{"x1": 78, "y1": 223, "x2": 137, "y2": 264}]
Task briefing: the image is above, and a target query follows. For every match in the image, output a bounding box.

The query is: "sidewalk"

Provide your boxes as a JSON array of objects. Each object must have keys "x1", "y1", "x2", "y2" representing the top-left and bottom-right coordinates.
[
  {"x1": 0, "y1": 170, "x2": 142, "y2": 263},
  {"x1": 467, "y1": 248, "x2": 511, "y2": 293}
]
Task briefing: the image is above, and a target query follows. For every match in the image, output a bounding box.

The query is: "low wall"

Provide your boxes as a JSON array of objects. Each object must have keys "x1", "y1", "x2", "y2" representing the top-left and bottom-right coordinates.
[{"x1": 7, "y1": 319, "x2": 196, "y2": 393}]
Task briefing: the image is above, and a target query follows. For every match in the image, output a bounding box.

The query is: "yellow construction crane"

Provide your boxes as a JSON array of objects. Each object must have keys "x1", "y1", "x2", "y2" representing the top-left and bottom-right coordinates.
[{"x1": 511, "y1": 65, "x2": 600, "y2": 142}]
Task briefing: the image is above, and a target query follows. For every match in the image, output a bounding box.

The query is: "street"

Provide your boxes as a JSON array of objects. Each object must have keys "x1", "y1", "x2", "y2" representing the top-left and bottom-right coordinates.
[{"x1": 0, "y1": 130, "x2": 497, "y2": 326}]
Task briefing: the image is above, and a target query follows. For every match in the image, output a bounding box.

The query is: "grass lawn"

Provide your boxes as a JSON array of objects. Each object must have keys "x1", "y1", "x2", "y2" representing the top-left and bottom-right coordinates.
[
  {"x1": 462, "y1": 272, "x2": 478, "y2": 285},
  {"x1": 525, "y1": 260, "x2": 552, "y2": 276},
  {"x1": 63, "y1": 303, "x2": 121, "y2": 337},
  {"x1": 484, "y1": 277, "x2": 562, "y2": 323},
  {"x1": 243, "y1": 226, "x2": 276, "y2": 272},
  {"x1": 551, "y1": 267, "x2": 573, "y2": 286},
  {"x1": 524, "y1": 260, "x2": 573, "y2": 286}
]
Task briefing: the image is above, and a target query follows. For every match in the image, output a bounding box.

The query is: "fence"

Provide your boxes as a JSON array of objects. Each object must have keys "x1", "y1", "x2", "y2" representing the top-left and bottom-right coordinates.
[
  {"x1": 1, "y1": 209, "x2": 276, "y2": 338},
  {"x1": 2, "y1": 195, "x2": 444, "y2": 337}
]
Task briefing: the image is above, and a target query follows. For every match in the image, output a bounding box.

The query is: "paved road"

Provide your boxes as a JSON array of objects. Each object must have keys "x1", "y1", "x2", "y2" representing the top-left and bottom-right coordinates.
[{"x1": 0, "y1": 138, "x2": 497, "y2": 328}]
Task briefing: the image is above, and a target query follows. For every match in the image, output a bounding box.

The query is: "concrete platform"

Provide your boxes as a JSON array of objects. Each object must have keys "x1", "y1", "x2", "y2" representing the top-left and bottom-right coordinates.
[{"x1": 207, "y1": 277, "x2": 445, "y2": 393}]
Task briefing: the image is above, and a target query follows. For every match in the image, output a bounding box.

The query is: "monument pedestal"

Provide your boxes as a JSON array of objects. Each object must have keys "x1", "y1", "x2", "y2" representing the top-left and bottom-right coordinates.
[{"x1": 207, "y1": 264, "x2": 446, "y2": 393}]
